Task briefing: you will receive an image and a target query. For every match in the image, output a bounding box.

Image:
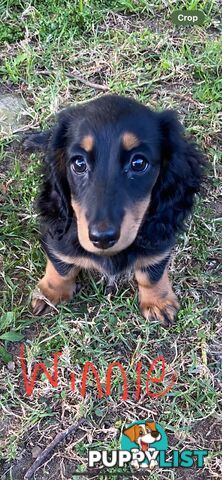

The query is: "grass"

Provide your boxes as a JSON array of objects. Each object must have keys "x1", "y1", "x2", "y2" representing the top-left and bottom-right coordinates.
[{"x1": 0, "y1": 0, "x2": 222, "y2": 479}]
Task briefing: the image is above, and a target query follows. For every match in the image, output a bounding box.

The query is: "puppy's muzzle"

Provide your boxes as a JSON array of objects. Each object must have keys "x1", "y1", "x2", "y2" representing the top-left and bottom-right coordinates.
[{"x1": 89, "y1": 223, "x2": 120, "y2": 250}]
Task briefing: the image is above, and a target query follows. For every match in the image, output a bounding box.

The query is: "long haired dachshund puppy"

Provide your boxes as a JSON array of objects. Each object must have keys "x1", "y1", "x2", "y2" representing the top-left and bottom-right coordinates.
[{"x1": 25, "y1": 95, "x2": 204, "y2": 326}]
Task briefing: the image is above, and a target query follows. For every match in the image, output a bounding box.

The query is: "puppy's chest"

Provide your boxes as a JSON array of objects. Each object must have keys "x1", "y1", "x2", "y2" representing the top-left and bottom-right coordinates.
[
  {"x1": 45, "y1": 225, "x2": 171, "y2": 277},
  {"x1": 91, "y1": 251, "x2": 136, "y2": 276},
  {"x1": 66, "y1": 246, "x2": 136, "y2": 276},
  {"x1": 45, "y1": 229, "x2": 137, "y2": 276}
]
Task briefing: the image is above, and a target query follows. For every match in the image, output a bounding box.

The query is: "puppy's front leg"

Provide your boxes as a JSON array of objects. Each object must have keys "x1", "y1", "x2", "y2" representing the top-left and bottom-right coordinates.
[
  {"x1": 32, "y1": 258, "x2": 80, "y2": 315},
  {"x1": 135, "y1": 257, "x2": 179, "y2": 327}
]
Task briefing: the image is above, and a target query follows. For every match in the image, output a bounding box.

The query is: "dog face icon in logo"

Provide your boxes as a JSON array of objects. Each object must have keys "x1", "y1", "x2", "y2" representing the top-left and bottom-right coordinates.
[
  {"x1": 121, "y1": 419, "x2": 168, "y2": 469},
  {"x1": 123, "y1": 421, "x2": 161, "y2": 451}
]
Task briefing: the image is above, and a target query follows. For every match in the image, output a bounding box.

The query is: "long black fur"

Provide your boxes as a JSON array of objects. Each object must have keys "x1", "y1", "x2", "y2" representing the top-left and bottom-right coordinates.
[{"x1": 24, "y1": 95, "x2": 204, "y2": 277}]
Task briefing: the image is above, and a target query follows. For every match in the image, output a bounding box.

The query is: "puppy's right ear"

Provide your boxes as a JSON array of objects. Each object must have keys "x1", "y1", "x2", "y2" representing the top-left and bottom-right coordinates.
[
  {"x1": 22, "y1": 129, "x2": 52, "y2": 152},
  {"x1": 123, "y1": 425, "x2": 136, "y2": 443},
  {"x1": 38, "y1": 115, "x2": 72, "y2": 227}
]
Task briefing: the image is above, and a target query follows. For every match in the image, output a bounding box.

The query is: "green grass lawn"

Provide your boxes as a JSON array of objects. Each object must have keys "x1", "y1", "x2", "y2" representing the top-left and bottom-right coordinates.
[{"x1": 0, "y1": 1, "x2": 221, "y2": 479}]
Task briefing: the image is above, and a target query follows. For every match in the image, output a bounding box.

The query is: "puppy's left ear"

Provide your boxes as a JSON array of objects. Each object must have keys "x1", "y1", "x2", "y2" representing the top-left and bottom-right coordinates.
[{"x1": 148, "y1": 110, "x2": 205, "y2": 243}]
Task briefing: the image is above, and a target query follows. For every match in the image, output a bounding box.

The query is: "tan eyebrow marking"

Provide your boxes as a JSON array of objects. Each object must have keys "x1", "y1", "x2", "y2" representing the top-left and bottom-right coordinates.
[
  {"x1": 80, "y1": 134, "x2": 94, "y2": 152},
  {"x1": 122, "y1": 132, "x2": 140, "y2": 150}
]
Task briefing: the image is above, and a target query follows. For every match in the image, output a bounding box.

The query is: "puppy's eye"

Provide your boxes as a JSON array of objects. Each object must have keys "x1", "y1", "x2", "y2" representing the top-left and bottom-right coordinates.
[
  {"x1": 130, "y1": 154, "x2": 149, "y2": 173},
  {"x1": 71, "y1": 155, "x2": 87, "y2": 174}
]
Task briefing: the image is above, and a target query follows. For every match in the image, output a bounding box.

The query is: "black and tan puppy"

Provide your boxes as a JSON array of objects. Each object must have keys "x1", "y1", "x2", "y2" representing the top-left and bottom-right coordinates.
[{"x1": 25, "y1": 95, "x2": 203, "y2": 326}]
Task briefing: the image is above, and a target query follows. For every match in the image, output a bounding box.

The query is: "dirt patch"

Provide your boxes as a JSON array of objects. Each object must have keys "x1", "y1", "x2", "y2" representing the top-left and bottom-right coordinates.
[
  {"x1": 1, "y1": 418, "x2": 87, "y2": 480},
  {"x1": 191, "y1": 416, "x2": 222, "y2": 450}
]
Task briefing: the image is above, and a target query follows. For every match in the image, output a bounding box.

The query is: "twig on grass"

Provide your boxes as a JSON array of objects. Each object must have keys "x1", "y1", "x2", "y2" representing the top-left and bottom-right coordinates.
[
  {"x1": 24, "y1": 418, "x2": 85, "y2": 479},
  {"x1": 35, "y1": 69, "x2": 109, "y2": 91},
  {"x1": 68, "y1": 72, "x2": 109, "y2": 91}
]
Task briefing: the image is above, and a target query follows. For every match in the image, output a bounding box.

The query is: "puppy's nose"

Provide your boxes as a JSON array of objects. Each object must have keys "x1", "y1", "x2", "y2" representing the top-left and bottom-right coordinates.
[
  {"x1": 151, "y1": 431, "x2": 159, "y2": 438},
  {"x1": 89, "y1": 224, "x2": 120, "y2": 249}
]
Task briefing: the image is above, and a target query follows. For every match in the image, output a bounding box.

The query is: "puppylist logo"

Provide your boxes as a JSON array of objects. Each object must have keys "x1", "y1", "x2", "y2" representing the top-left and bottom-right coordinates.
[{"x1": 88, "y1": 419, "x2": 208, "y2": 471}]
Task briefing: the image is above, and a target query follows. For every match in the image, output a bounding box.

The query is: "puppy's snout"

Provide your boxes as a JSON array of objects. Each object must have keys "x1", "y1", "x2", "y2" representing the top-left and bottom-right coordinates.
[
  {"x1": 151, "y1": 430, "x2": 160, "y2": 439},
  {"x1": 89, "y1": 223, "x2": 120, "y2": 249}
]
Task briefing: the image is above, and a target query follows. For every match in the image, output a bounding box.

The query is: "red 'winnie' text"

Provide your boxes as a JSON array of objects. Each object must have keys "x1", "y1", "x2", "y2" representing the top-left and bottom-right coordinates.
[{"x1": 19, "y1": 344, "x2": 176, "y2": 399}]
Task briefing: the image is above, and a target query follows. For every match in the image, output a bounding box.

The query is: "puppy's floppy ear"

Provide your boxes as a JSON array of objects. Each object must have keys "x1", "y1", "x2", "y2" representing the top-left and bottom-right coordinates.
[
  {"x1": 123, "y1": 425, "x2": 137, "y2": 443},
  {"x1": 38, "y1": 115, "x2": 72, "y2": 227},
  {"x1": 145, "y1": 421, "x2": 156, "y2": 432},
  {"x1": 147, "y1": 110, "x2": 204, "y2": 245},
  {"x1": 22, "y1": 129, "x2": 52, "y2": 153}
]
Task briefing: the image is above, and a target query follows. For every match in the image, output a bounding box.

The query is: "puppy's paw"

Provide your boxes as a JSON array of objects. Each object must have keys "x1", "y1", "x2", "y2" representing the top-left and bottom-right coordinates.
[
  {"x1": 32, "y1": 278, "x2": 74, "y2": 315},
  {"x1": 32, "y1": 288, "x2": 57, "y2": 315},
  {"x1": 140, "y1": 296, "x2": 179, "y2": 327}
]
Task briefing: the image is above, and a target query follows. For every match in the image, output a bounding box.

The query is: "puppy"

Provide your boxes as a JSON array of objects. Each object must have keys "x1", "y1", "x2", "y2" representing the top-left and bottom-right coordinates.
[{"x1": 24, "y1": 95, "x2": 203, "y2": 326}]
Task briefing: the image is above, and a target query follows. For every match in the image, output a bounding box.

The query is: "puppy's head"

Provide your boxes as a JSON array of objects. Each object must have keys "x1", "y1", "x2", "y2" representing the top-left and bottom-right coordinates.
[
  {"x1": 27, "y1": 95, "x2": 203, "y2": 254},
  {"x1": 57, "y1": 96, "x2": 161, "y2": 255}
]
